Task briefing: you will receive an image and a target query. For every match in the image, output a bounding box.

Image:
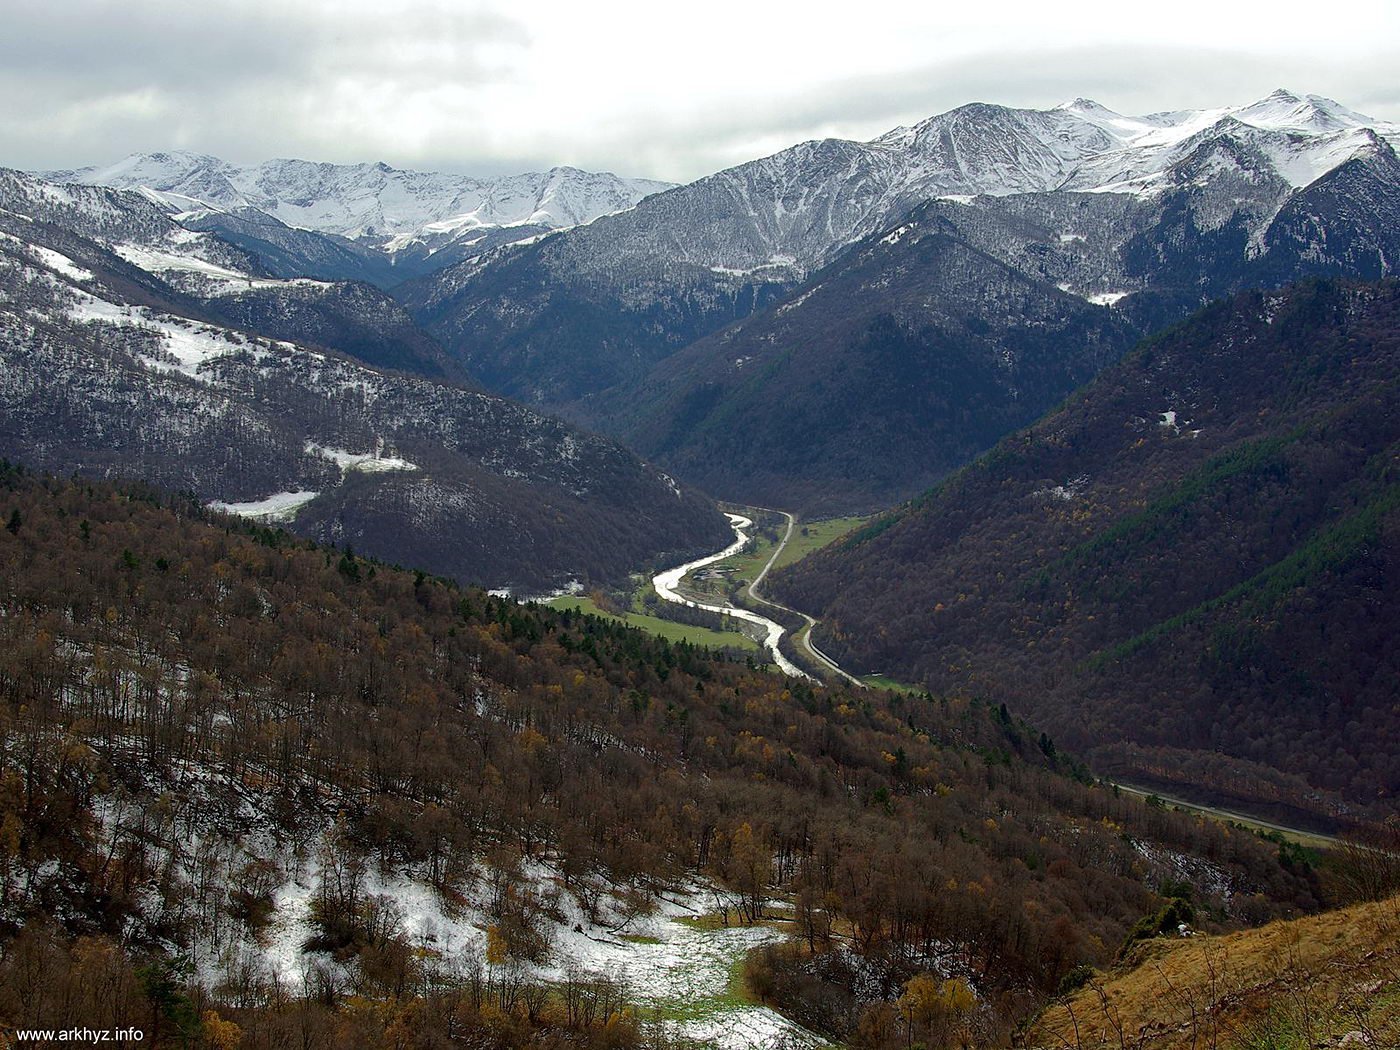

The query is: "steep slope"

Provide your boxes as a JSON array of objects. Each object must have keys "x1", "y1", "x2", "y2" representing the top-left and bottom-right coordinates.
[
  {"x1": 403, "y1": 92, "x2": 1400, "y2": 512},
  {"x1": 0, "y1": 167, "x2": 466, "y2": 379},
  {"x1": 603, "y1": 207, "x2": 1139, "y2": 511},
  {"x1": 0, "y1": 470, "x2": 1322, "y2": 1045},
  {"x1": 1027, "y1": 894, "x2": 1400, "y2": 1050},
  {"x1": 0, "y1": 170, "x2": 727, "y2": 590},
  {"x1": 598, "y1": 124, "x2": 1400, "y2": 511},
  {"x1": 773, "y1": 279, "x2": 1400, "y2": 818},
  {"x1": 46, "y1": 151, "x2": 673, "y2": 284},
  {"x1": 402, "y1": 99, "x2": 1141, "y2": 405}
]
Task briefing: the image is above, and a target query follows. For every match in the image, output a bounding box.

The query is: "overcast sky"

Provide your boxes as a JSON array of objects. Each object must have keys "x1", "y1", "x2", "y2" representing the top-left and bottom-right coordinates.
[{"x1": 5, "y1": 0, "x2": 1398, "y2": 183}]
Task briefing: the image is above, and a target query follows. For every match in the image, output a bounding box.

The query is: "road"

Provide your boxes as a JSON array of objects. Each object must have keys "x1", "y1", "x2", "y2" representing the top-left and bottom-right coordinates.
[
  {"x1": 651, "y1": 513, "x2": 813, "y2": 680},
  {"x1": 738, "y1": 508, "x2": 867, "y2": 689},
  {"x1": 1109, "y1": 780, "x2": 1342, "y2": 849},
  {"x1": 657, "y1": 510, "x2": 1343, "y2": 849}
]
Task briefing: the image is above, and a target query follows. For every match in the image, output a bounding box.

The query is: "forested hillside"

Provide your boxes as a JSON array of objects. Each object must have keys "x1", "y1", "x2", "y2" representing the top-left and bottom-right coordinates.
[
  {"x1": 0, "y1": 170, "x2": 729, "y2": 592},
  {"x1": 775, "y1": 279, "x2": 1400, "y2": 823},
  {"x1": 0, "y1": 466, "x2": 1322, "y2": 1047}
]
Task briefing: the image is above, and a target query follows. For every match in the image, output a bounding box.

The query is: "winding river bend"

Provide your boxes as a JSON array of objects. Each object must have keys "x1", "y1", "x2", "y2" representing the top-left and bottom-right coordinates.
[{"x1": 652, "y1": 513, "x2": 813, "y2": 680}]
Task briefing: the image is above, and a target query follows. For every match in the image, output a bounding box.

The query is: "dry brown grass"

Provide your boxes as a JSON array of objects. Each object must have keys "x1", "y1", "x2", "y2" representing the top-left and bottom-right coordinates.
[{"x1": 1023, "y1": 896, "x2": 1400, "y2": 1050}]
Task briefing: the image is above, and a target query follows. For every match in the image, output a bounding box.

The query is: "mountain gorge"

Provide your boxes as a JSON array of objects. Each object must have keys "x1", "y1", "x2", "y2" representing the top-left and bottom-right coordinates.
[
  {"x1": 0, "y1": 468, "x2": 1324, "y2": 1046},
  {"x1": 3, "y1": 78, "x2": 1400, "y2": 1048}
]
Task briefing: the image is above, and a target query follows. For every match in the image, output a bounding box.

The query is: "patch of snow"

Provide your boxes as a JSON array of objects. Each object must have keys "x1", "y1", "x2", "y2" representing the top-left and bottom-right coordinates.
[
  {"x1": 208, "y1": 491, "x2": 319, "y2": 521},
  {"x1": 28, "y1": 244, "x2": 94, "y2": 281},
  {"x1": 113, "y1": 242, "x2": 248, "y2": 280},
  {"x1": 66, "y1": 289, "x2": 266, "y2": 378},
  {"x1": 305, "y1": 441, "x2": 417, "y2": 474},
  {"x1": 1088, "y1": 291, "x2": 1129, "y2": 306},
  {"x1": 1035, "y1": 473, "x2": 1091, "y2": 502},
  {"x1": 881, "y1": 224, "x2": 911, "y2": 246}
]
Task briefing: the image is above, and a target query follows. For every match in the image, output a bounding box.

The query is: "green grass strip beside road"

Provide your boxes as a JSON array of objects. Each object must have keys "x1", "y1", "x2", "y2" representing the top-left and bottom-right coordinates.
[{"x1": 543, "y1": 595, "x2": 759, "y2": 652}]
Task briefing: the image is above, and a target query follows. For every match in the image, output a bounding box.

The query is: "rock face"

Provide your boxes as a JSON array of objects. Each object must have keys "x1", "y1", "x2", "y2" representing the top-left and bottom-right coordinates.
[
  {"x1": 403, "y1": 91, "x2": 1400, "y2": 510},
  {"x1": 0, "y1": 168, "x2": 727, "y2": 591}
]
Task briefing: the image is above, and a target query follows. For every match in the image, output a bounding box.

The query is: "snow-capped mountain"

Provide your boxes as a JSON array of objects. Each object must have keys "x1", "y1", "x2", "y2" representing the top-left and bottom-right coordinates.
[
  {"x1": 43, "y1": 152, "x2": 673, "y2": 255},
  {"x1": 402, "y1": 90, "x2": 1400, "y2": 511},
  {"x1": 0, "y1": 167, "x2": 727, "y2": 588}
]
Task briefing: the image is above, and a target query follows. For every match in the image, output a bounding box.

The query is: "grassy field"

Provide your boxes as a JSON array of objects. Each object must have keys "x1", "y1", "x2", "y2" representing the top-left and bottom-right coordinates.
[
  {"x1": 543, "y1": 594, "x2": 759, "y2": 652},
  {"x1": 771, "y1": 515, "x2": 869, "y2": 571},
  {"x1": 859, "y1": 673, "x2": 921, "y2": 693}
]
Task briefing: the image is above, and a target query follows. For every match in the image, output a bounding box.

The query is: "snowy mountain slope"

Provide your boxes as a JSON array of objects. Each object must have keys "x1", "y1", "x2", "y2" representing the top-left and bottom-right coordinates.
[
  {"x1": 408, "y1": 90, "x2": 1400, "y2": 416},
  {"x1": 594, "y1": 128, "x2": 1400, "y2": 512},
  {"x1": 0, "y1": 171, "x2": 727, "y2": 589},
  {"x1": 1062, "y1": 91, "x2": 1398, "y2": 195},
  {"x1": 45, "y1": 152, "x2": 674, "y2": 262},
  {"x1": 0, "y1": 166, "x2": 466, "y2": 378}
]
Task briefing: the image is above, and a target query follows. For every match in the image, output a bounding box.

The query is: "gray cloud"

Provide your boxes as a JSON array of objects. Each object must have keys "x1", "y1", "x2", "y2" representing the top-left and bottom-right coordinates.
[
  {"x1": 0, "y1": 0, "x2": 528, "y2": 169},
  {"x1": 3, "y1": 3, "x2": 1397, "y2": 184}
]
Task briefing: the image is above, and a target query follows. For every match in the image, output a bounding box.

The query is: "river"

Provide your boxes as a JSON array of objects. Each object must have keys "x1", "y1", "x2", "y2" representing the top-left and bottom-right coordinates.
[{"x1": 652, "y1": 514, "x2": 813, "y2": 680}]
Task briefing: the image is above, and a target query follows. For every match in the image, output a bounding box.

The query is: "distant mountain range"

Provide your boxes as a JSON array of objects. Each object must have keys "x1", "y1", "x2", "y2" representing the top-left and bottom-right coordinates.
[
  {"x1": 44, "y1": 152, "x2": 673, "y2": 286},
  {"x1": 0, "y1": 167, "x2": 726, "y2": 590},
  {"x1": 19, "y1": 88, "x2": 1400, "y2": 551}
]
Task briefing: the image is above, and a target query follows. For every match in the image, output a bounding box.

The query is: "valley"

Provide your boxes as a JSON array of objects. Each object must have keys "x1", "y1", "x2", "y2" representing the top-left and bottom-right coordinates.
[
  {"x1": 2, "y1": 73, "x2": 1398, "y2": 1050},
  {"x1": 567, "y1": 506, "x2": 877, "y2": 687}
]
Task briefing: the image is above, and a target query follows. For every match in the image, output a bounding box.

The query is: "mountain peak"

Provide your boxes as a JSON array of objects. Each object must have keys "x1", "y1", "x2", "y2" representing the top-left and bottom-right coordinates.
[{"x1": 1056, "y1": 97, "x2": 1110, "y2": 113}]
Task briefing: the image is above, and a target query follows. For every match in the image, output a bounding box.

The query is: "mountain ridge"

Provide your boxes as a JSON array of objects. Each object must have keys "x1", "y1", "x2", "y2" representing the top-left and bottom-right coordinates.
[{"x1": 771, "y1": 277, "x2": 1400, "y2": 817}]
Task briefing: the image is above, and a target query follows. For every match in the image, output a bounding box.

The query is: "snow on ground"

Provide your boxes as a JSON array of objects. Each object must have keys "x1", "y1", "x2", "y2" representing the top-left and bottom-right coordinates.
[
  {"x1": 305, "y1": 441, "x2": 417, "y2": 474},
  {"x1": 0, "y1": 231, "x2": 95, "y2": 281},
  {"x1": 113, "y1": 242, "x2": 329, "y2": 294},
  {"x1": 1055, "y1": 283, "x2": 1130, "y2": 306},
  {"x1": 208, "y1": 491, "x2": 319, "y2": 521},
  {"x1": 881, "y1": 224, "x2": 911, "y2": 245},
  {"x1": 282, "y1": 852, "x2": 825, "y2": 1049},
  {"x1": 113, "y1": 242, "x2": 250, "y2": 280},
  {"x1": 28, "y1": 243, "x2": 94, "y2": 281},
  {"x1": 67, "y1": 289, "x2": 263, "y2": 378},
  {"x1": 1087, "y1": 291, "x2": 1129, "y2": 306}
]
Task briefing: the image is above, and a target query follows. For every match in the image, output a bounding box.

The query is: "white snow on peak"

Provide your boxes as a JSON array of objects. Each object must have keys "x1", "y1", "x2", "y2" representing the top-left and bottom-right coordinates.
[
  {"x1": 631, "y1": 89, "x2": 1397, "y2": 280},
  {"x1": 1056, "y1": 90, "x2": 1398, "y2": 196},
  {"x1": 47, "y1": 154, "x2": 675, "y2": 248}
]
